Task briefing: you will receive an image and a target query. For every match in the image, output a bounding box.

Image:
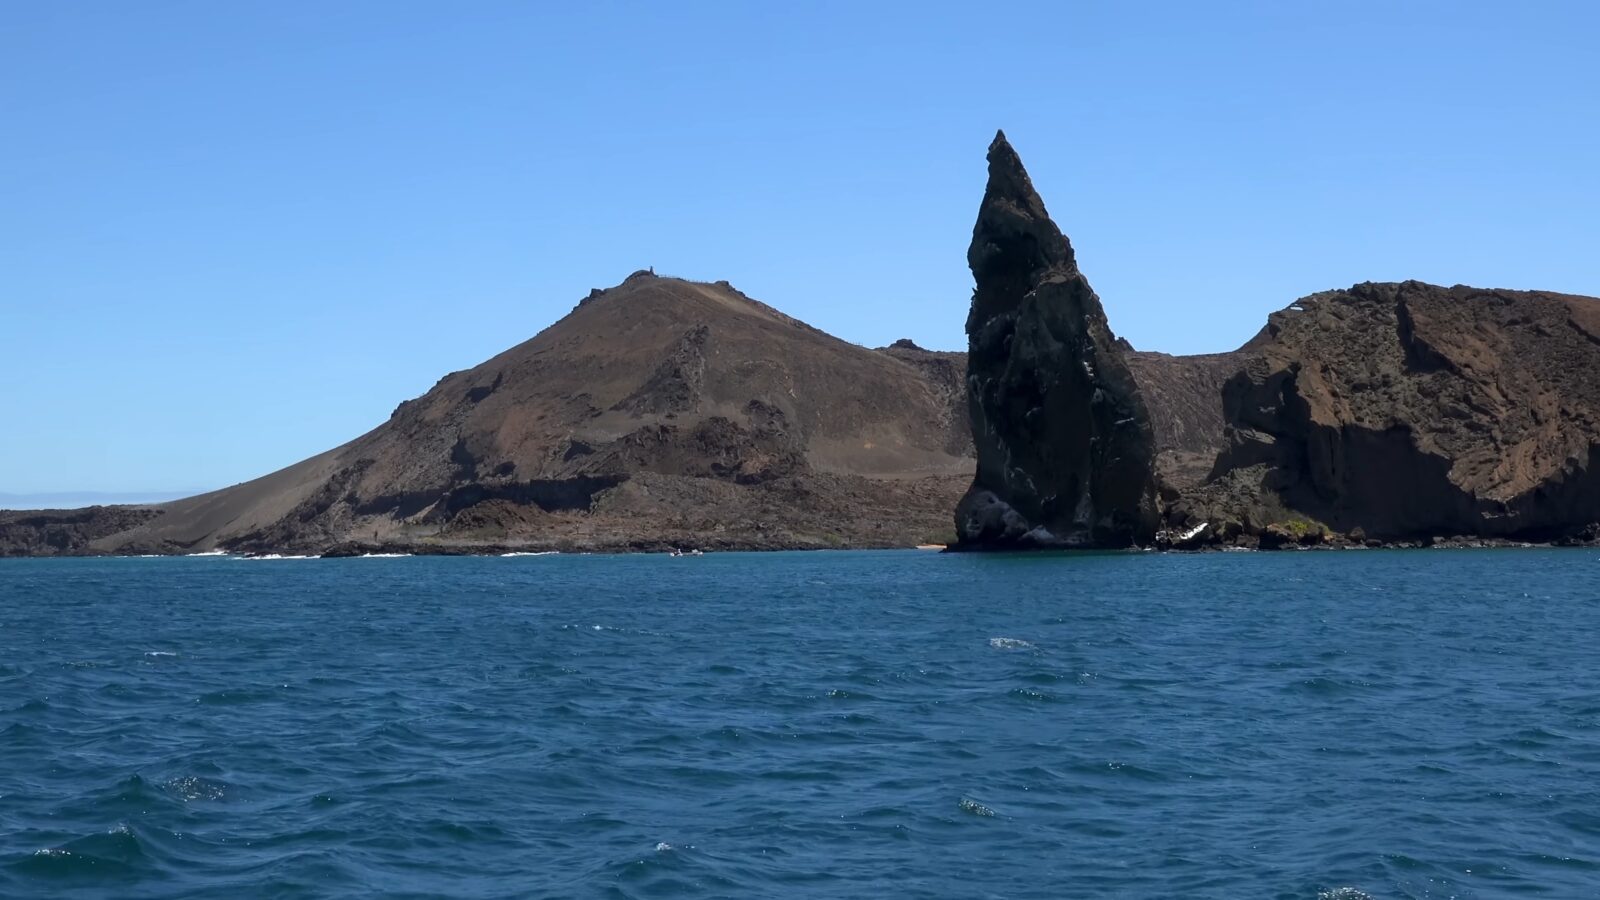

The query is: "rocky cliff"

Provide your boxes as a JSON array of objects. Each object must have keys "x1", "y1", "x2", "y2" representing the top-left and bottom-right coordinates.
[
  {"x1": 1173, "y1": 281, "x2": 1600, "y2": 544},
  {"x1": 953, "y1": 132, "x2": 1159, "y2": 549}
]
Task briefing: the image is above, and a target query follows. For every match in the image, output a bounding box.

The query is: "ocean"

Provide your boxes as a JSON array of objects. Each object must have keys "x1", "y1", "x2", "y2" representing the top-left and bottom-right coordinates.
[{"x1": 2, "y1": 549, "x2": 1597, "y2": 899}]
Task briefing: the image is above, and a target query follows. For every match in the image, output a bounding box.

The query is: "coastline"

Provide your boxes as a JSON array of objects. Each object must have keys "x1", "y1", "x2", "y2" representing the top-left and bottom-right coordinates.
[{"x1": 4, "y1": 531, "x2": 1596, "y2": 560}]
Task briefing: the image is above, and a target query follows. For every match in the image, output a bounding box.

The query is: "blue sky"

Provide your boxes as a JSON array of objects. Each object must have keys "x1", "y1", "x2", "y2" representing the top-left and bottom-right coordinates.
[{"x1": 3, "y1": 1, "x2": 1597, "y2": 497}]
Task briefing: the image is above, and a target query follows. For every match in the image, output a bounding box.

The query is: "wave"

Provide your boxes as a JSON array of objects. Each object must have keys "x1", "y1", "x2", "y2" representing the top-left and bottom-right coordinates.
[
  {"x1": 14, "y1": 825, "x2": 149, "y2": 876},
  {"x1": 500, "y1": 551, "x2": 557, "y2": 557},
  {"x1": 958, "y1": 798, "x2": 997, "y2": 817},
  {"x1": 988, "y1": 637, "x2": 1035, "y2": 651},
  {"x1": 164, "y1": 775, "x2": 229, "y2": 802},
  {"x1": 235, "y1": 554, "x2": 319, "y2": 560}
]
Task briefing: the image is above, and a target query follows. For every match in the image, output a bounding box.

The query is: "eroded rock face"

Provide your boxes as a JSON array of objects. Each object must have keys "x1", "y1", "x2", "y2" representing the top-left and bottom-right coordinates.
[
  {"x1": 954, "y1": 132, "x2": 1159, "y2": 548},
  {"x1": 1180, "y1": 281, "x2": 1600, "y2": 542}
]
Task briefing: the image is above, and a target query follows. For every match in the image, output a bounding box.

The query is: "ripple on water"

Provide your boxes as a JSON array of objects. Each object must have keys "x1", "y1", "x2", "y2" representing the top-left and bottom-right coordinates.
[
  {"x1": 195, "y1": 686, "x2": 282, "y2": 706},
  {"x1": 11, "y1": 824, "x2": 160, "y2": 881},
  {"x1": 1008, "y1": 687, "x2": 1060, "y2": 703}
]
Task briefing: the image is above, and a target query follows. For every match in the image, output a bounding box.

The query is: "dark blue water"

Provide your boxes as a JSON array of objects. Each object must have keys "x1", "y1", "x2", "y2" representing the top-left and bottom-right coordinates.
[{"x1": 3, "y1": 550, "x2": 1599, "y2": 899}]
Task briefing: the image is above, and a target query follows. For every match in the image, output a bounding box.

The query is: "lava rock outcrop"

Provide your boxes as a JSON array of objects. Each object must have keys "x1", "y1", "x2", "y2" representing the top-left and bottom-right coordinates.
[
  {"x1": 1177, "y1": 281, "x2": 1600, "y2": 542},
  {"x1": 953, "y1": 131, "x2": 1159, "y2": 549}
]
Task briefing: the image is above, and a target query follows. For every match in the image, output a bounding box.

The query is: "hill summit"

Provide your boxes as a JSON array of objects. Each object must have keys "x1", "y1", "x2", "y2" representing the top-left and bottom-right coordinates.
[{"x1": 11, "y1": 273, "x2": 972, "y2": 555}]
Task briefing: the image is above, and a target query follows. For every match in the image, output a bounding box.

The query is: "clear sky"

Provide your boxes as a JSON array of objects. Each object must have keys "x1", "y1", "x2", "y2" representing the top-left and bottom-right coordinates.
[{"x1": 3, "y1": 1, "x2": 1597, "y2": 497}]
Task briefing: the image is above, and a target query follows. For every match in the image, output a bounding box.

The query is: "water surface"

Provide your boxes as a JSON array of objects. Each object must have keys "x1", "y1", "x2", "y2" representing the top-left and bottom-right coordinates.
[{"x1": 2, "y1": 549, "x2": 1598, "y2": 898}]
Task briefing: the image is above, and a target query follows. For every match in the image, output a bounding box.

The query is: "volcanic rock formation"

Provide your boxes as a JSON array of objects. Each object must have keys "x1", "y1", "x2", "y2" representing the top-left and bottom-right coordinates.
[
  {"x1": 952, "y1": 131, "x2": 1160, "y2": 549},
  {"x1": 2, "y1": 274, "x2": 974, "y2": 556},
  {"x1": 1173, "y1": 281, "x2": 1600, "y2": 543},
  {"x1": 944, "y1": 133, "x2": 1600, "y2": 550}
]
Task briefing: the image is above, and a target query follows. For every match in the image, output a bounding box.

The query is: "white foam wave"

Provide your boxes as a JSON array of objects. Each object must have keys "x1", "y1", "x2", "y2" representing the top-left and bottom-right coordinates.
[
  {"x1": 988, "y1": 637, "x2": 1035, "y2": 651},
  {"x1": 500, "y1": 551, "x2": 557, "y2": 557},
  {"x1": 236, "y1": 554, "x2": 319, "y2": 561},
  {"x1": 958, "y1": 798, "x2": 996, "y2": 817},
  {"x1": 144, "y1": 651, "x2": 178, "y2": 658},
  {"x1": 186, "y1": 550, "x2": 230, "y2": 557},
  {"x1": 355, "y1": 553, "x2": 410, "y2": 558}
]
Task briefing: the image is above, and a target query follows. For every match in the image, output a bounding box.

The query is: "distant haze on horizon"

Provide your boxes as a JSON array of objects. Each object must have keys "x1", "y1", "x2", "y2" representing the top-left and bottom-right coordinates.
[
  {"x1": 3, "y1": 1, "x2": 1597, "y2": 496},
  {"x1": 0, "y1": 491, "x2": 205, "y2": 510}
]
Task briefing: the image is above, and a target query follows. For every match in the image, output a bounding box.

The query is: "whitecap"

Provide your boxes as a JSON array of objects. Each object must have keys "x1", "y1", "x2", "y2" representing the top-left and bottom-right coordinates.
[
  {"x1": 501, "y1": 551, "x2": 557, "y2": 557},
  {"x1": 167, "y1": 775, "x2": 227, "y2": 802},
  {"x1": 654, "y1": 842, "x2": 673, "y2": 852},
  {"x1": 988, "y1": 637, "x2": 1035, "y2": 651},
  {"x1": 236, "y1": 554, "x2": 319, "y2": 560},
  {"x1": 958, "y1": 798, "x2": 996, "y2": 817},
  {"x1": 1318, "y1": 890, "x2": 1374, "y2": 900},
  {"x1": 186, "y1": 549, "x2": 230, "y2": 557},
  {"x1": 356, "y1": 553, "x2": 410, "y2": 558},
  {"x1": 144, "y1": 651, "x2": 178, "y2": 659}
]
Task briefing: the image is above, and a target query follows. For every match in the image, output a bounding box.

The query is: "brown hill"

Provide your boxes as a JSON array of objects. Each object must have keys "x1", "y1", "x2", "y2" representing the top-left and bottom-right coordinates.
[
  {"x1": 6, "y1": 272, "x2": 972, "y2": 556},
  {"x1": 1124, "y1": 348, "x2": 1248, "y2": 492}
]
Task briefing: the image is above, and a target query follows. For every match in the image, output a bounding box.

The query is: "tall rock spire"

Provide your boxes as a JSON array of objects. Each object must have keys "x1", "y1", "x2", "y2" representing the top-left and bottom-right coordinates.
[{"x1": 954, "y1": 131, "x2": 1159, "y2": 549}]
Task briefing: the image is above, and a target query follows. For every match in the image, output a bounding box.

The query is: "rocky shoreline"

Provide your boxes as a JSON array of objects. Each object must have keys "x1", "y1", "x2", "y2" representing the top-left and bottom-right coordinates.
[
  {"x1": 355, "y1": 536, "x2": 1600, "y2": 556},
  {"x1": 5, "y1": 505, "x2": 1596, "y2": 559}
]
